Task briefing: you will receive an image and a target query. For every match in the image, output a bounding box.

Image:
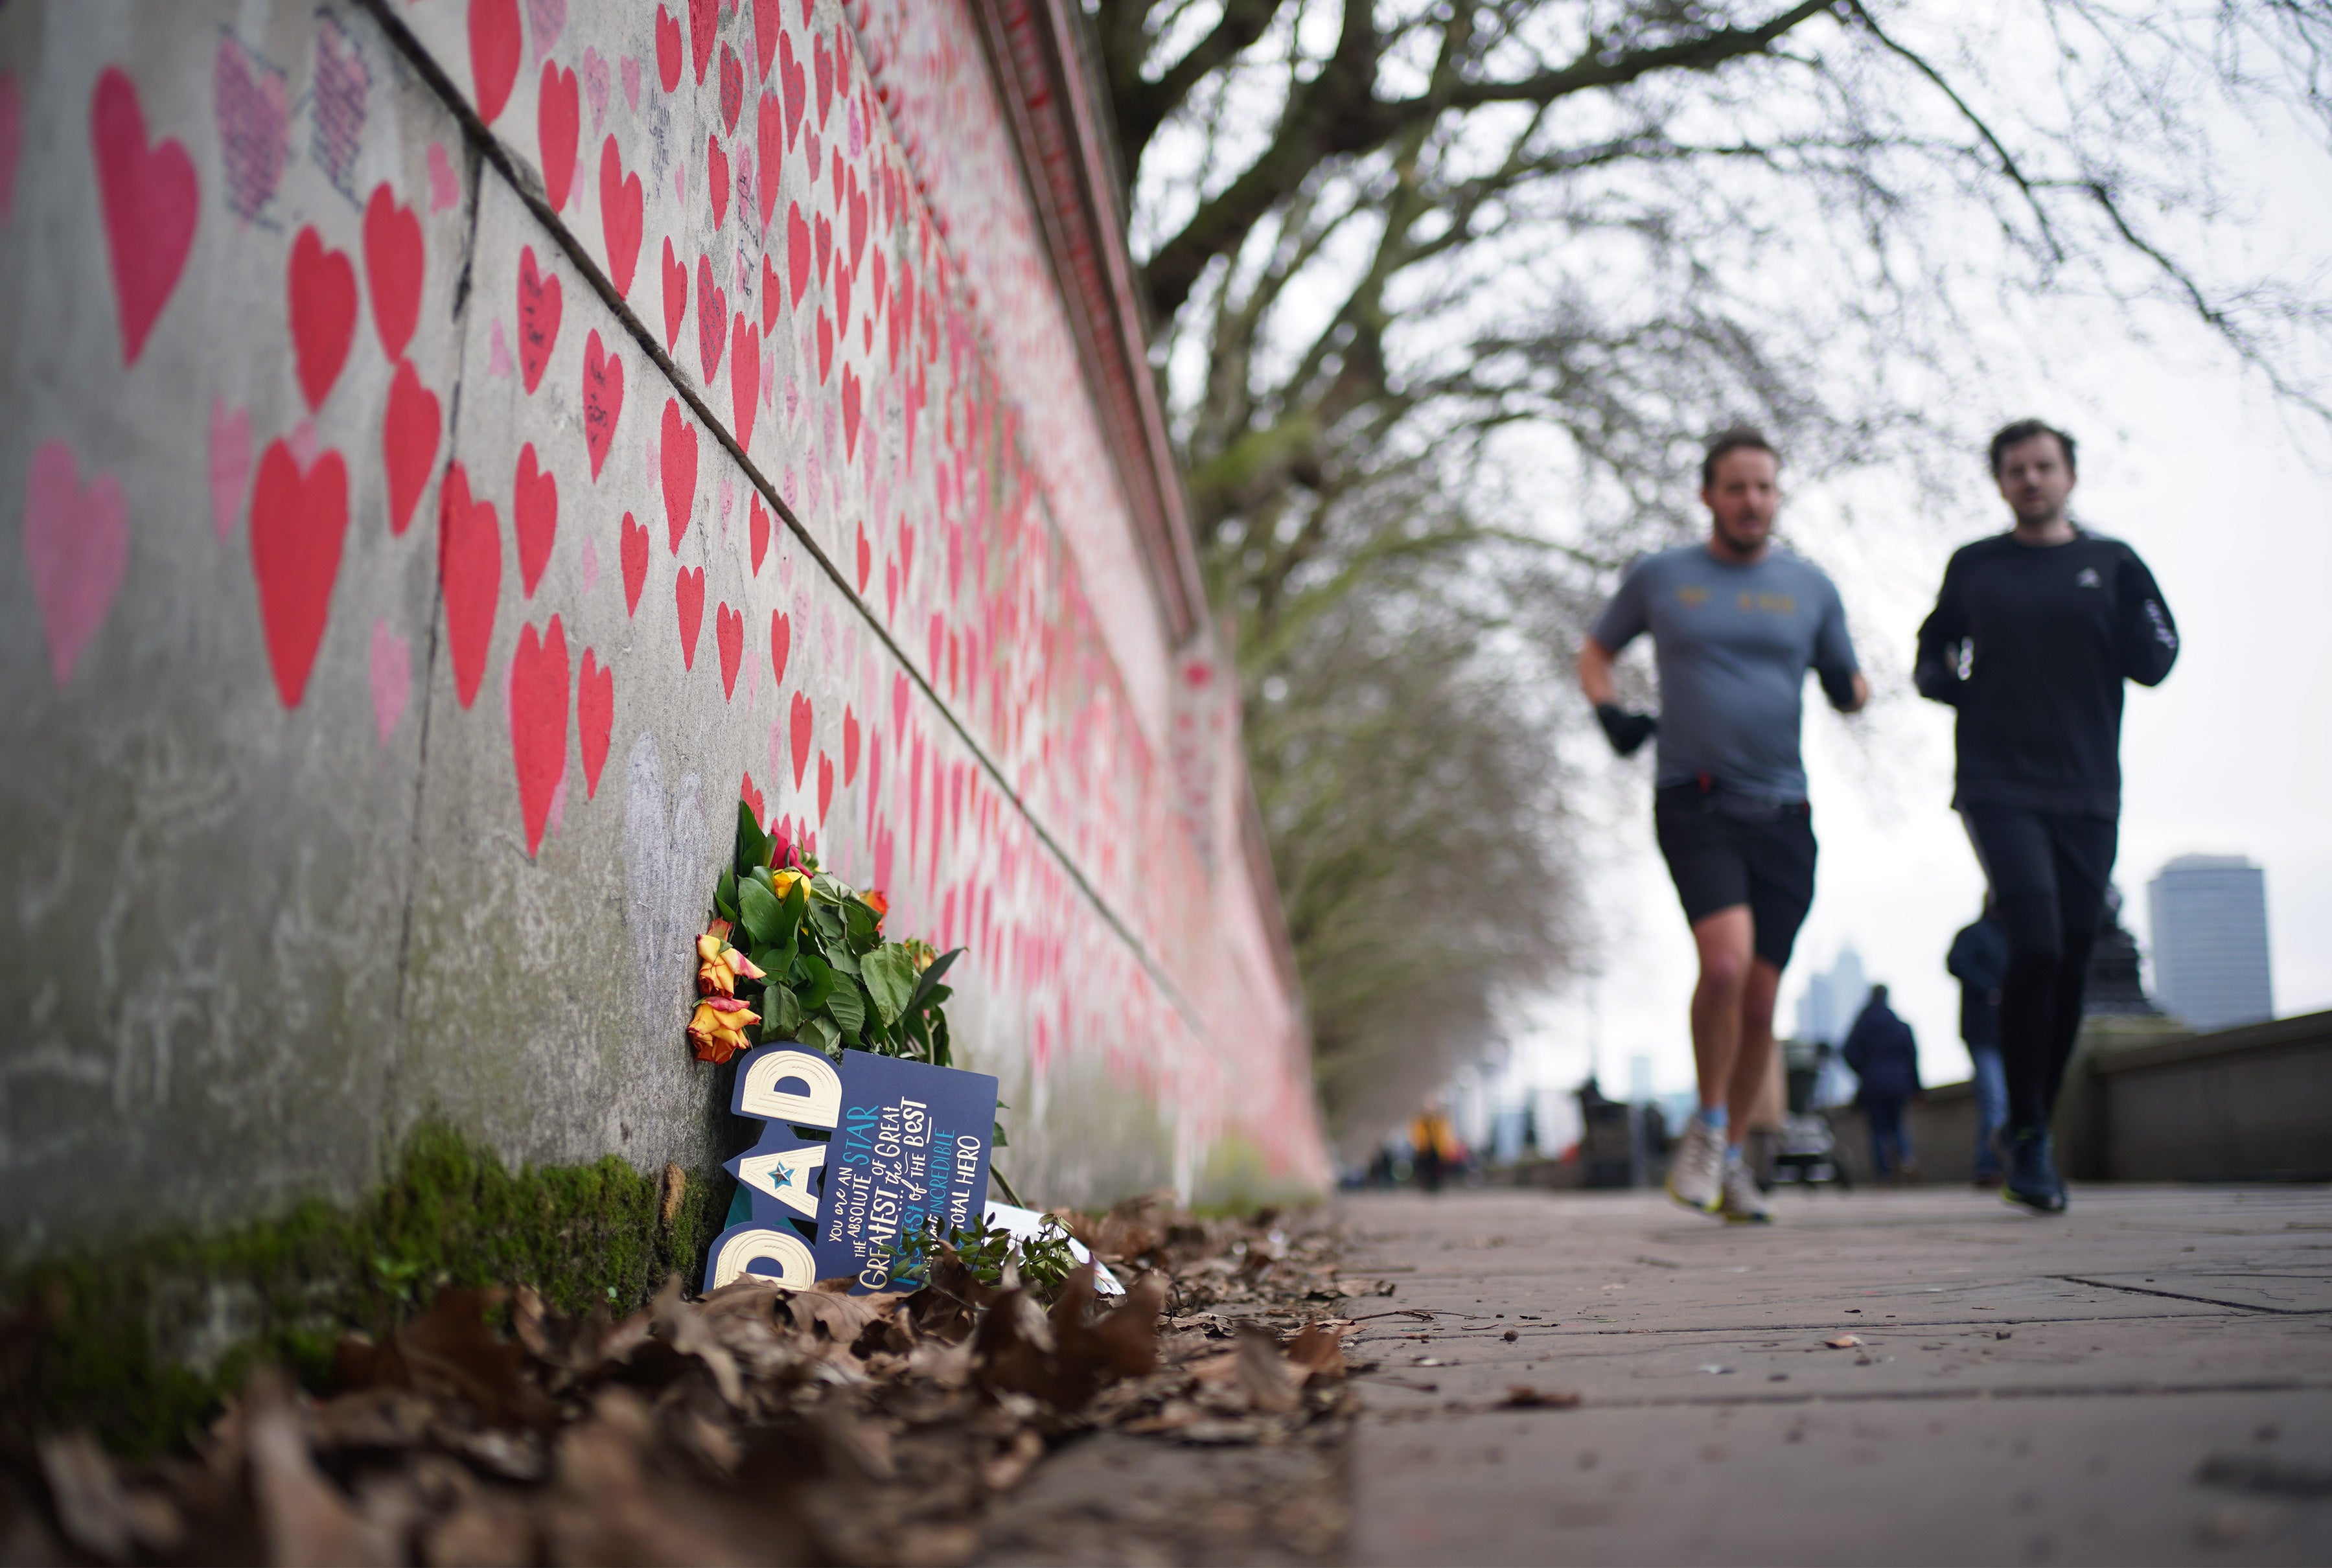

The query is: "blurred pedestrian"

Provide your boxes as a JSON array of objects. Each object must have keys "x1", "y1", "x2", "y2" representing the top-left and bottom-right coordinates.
[
  {"x1": 1409, "y1": 1098, "x2": 1460, "y2": 1193},
  {"x1": 1948, "y1": 903, "x2": 2011, "y2": 1186},
  {"x1": 1914, "y1": 420, "x2": 2179, "y2": 1212},
  {"x1": 1842, "y1": 984, "x2": 1922, "y2": 1182},
  {"x1": 1579, "y1": 428, "x2": 1867, "y2": 1223}
]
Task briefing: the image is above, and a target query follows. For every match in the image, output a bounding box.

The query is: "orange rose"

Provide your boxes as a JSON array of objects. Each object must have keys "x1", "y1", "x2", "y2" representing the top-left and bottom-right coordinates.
[
  {"x1": 688, "y1": 996, "x2": 761, "y2": 1064},
  {"x1": 862, "y1": 889, "x2": 890, "y2": 921}
]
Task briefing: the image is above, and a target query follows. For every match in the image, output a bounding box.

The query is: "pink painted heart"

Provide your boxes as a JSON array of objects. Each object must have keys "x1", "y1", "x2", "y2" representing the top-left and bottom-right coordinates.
[
  {"x1": 769, "y1": 608, "x2": 791, "y2": 685},
  {"x1": 789, "y1": 689, "x2": 813, "y2": 789},
  {"x1": 660, "y1": 398, "x2": 697, "y2": 551},
  {"x1": 579, "y1": 536, "x2": 599, "y2": 594},
  {"x1": 516, "y1": 244, "x2": 560, "y2": 393},
  {"x1": 249, "y1": 436, "x2": 350, "y2": 708},
  {"x1": 21, "y1": 440, "x2": 129, "y2": 689},
  {"x1": 581, "y1": 329, "x2": 623, "y2": 479},
  {"x1": 209, "y1": 399, "x2": 251, "y2": 541},
  {"x1": 427, "y1": 141, "x2": 459, "y2": 211},
  {"x1": 468, "y1": 0, "x2": 522, "y2": 124},
  {"x1": 369, "y1": 617, "x2": 410, "y2": 744},
  {"x1": 382, "y1": 358, "x2": 441, "y2": 536},
  {"x1": 513, "y1": 441, "x2": 557, "y2": 597},
  {"x1": 891, "y1": 669, "x2": 909, "y2": 739},
  {"x1": 621, "y1": 53, "x2": 641, "y2": 112},
  {"x1": 437, "y1": 461, "x2": 502, "y2": 709},
  {"x1": 287, "y1": 225, "x2": 357, "y2": 411},
  {"x1": 211, "y1": 38, "x2": 286, "y2": 223},
  {"x1": 619, "y1": 511, "x2": 648, "y2": 616},
  {"x1": 508, "y1": 614, "x2": 570, "y2": 857},
  {"x1": 695, "y1": 253, "x2": 727, "y2": 382},
  {"x1": 92, "y1": 67, "x2": 198, "y2": 366},
  {"x1": 842, "y1": 706, "x2": 860, "y2": 784},
  {"x1": 675, "y1": 564, "x2": 706, "y2": 669},
  {"x1": 525, "y1": 0, "x2": 567, "y2": 61},
  {"x1": 578, "y1": 646, "x2": 613, "y2": 797},
  {"x1": 716, "y1": 601, "x2": 744, "y2": 700},
  {"x1": 581, "y1": 47, "x2": 610, "y2": 132},
  {"x1": 786, "y1": 203, "x2": 811, "y2": 306}
]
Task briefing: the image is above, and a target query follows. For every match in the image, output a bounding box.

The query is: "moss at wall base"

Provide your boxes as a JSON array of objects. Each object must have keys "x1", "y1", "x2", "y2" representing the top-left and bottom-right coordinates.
[{"x1": 0, "y1": 1124, "x2": 728, "y2": 1457}]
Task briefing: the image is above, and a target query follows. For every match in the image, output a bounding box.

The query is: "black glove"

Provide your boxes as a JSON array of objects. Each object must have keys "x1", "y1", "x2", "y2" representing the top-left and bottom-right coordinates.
[{"x1": 1595, "y1": 703, "x2": 1657, "y2": 757}]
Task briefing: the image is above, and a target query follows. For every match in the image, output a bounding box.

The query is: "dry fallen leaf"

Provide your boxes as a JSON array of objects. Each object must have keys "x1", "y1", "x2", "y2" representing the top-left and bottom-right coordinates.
[
  {"x1": 1824, "y1": 1333, "x2": 1862, "y2": 1348},
  {"x1": 38, "y1": 1431, "x2": 185, "y2": 1561},
  {"x1": 246, "y1": 1371, "x2": 401, "y2": 1568},
  {"x1": 1499, "y1": 1385, "x2": 1582, "y2": 1409},
  {"x1": 1234, "y1": 1326, "x2": 1303, "y2": 1414}
]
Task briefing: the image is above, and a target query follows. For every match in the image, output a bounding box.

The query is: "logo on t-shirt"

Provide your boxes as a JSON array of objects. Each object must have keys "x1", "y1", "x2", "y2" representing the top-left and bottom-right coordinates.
[{"x1": 2075, "y1": 568, "x2": 2102, "y2": 589}]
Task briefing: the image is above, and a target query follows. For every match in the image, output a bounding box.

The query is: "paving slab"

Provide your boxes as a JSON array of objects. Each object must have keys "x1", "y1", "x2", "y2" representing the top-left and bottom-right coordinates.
[{"x1": 1337, "y1": 1184, "x2": 2332, "y2": 1565}]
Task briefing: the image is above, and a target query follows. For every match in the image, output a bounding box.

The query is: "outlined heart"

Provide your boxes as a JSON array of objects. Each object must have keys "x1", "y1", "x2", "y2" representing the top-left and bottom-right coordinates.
[
  {"x1": 437, "y1": 460, "x2": 502, "y2": 708},
  {"x1": 654, "y1": 6, "x2": 682, "y2": 93},
  {"x1": 619, "y1": 511, "x2": 648, "y2": 616},
  {"x1": 517, "y1": 244, "x2": 560, "y2": 393},
  {"x1": 716, "y1": 601, "x2": 744, "y2": 700},
  {"x1": 748, "y1": 495, "x2": 769, "y2": 575},
  {"x1": 660, "y1": 398, "x2": 697, "y2": 550},
  {"x1": 706, "y1": 133, "x2": 730, "y2": 229},
  {"x1": 718, "y1": 42, "x2": 744, "y2": 132},
  {"x1": 287, "y1": 225, "x2": 358, "y2": 411},
  {"x1": 509, "y1": 614, "x2": 570, "y2": 858},
  {"x1": 21, "y1": 440, "x2": 128, "y2": 690},
  {"x1": 249, "y1": 435, "x2": 349, "y2": 708},
  {"x1": 660, "y1": 236, "x2": 688, "y2": 351},
  {"x1": 695, "y1": 253, "x2": 726, "y2": 382},
  {"x1": 579, "y1": 646, "x2": 613, "y2": 798},
  {"x1": 789, "y1": 690, "x2": 813, "y2": 789},
  {"x1": 842, "y1": 706, "x2": 860, "y2": 784},
  {"x1": 513, "y1": 441, "x2": 557, "y2": 597},
  {"x1": 383, "y1": 358, "x2": 441, "y2": 536},
  {"x1": 769, "y1": 608, "x2": 790, "y2": 684},
  {"x1": 369, "y1": 617, "x2": 410, "y2": 744},
  {"x1": 816, "y1": 751, "x2": 834, "y2": 825},
  {"x1": 538, "y1": 60, "x2": 580, "y2": 209},
  {"x1": 674, "y1": 564, "x2": 706, "y2": 669},
  {"x1": 689, "y1": 0, "x2": 717, "y2": 84},
  {"x1": 91, "y1": 67, "x2": 197, "y2": 366},
  {"x1": 786, "y1": 203, "x2": 811, "y2": 306},
  {"x1": 362, "y1": 182, "x2": 423, "y2": 359},
  {"x1": 469, "y1": 0, "x2": 522, "y2": 124},
  {"x1": 581, "y1": 329, "x2": 623, "y2": 479},
  {"x1": 210, "y1": 399, "x2": 252, "y2": 541},
  {"x1": 598, "y1": 135, "x2": 643, "y2": 295},
  {"x1": 730, "y1": 314, "x2": 759, "y2": 449}
]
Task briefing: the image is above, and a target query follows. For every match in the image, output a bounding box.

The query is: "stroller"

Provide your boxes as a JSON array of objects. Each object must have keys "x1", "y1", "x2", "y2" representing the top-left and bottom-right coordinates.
[{"x1": 1772, "y1": 1038, "x2": 1851, "y2": 1189}]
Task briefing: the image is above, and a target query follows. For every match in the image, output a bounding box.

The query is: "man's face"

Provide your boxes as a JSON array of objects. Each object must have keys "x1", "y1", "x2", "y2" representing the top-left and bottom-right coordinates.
[
  {"x1": 1994, "y1": 434, "x2": 2076, "y2": 525},
  {"x1": 1702, "y1": 448, "x2": 1779, "y2": 555}
]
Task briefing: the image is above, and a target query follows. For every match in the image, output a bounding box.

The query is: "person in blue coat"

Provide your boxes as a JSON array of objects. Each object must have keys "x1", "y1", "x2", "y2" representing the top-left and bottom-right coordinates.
[
  {"x1": 1948, "y1": 905, "x2": 2011, "y2": 1185},
  {"x1": 1842, "y1": 984, "x2": 1922, "y2": 1182}
]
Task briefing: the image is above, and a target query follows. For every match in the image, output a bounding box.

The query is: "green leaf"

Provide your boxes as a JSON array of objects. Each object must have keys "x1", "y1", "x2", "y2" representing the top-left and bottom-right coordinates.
[
  {"x1": 794, "y1": 952, "x2": 837, "y2": 1012},
  {"x1": 842, "y1": 899, "x2": 877, "y2": 948},
  {"x1": 906, "y1": 948, "x2": 965, "y2": 1017},
  {"x1": 737, "y1": 878, "x2": 783, "y2": 947},
  {"x1": 992, "y1": 1118, "x2": 1009, "y2": 1149},
  {"x1": 715, "y1": 869, "x2": 740, "y2": 923},
  {"x1": 736, "y1": 801, "x2": 770, "y2": 877},
  {"x1": 825, "y1": 980, "x2": 866, "y2": 1041},
  {"x1": 778, "y1": 879, "x2": 809, "y2": 945},
  {"x1": 803, "y1": 1015, "x2": 842, "y2": 1059},
  {"x1": 931, "y1": 1010, "x2": 952, "y2": 1068},
  {"x1": 822, "y1": 942, "x2": 860, "y2": 977},
  {"x1": 765, "y1": 984, "x2": 803, "y2": 1035},
  {"x1": 861, "y1": 945, "x2": 915, "y2": 1026}
]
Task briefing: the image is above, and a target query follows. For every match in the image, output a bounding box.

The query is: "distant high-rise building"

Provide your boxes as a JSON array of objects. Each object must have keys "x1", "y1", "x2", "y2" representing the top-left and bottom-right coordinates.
[
  {"x1": 2148, "y1": 855, "x2": 2274, "y2": 1031},
  {"x1": 1793, "y1": 947, "x2": 1867, "y2": 1045}
]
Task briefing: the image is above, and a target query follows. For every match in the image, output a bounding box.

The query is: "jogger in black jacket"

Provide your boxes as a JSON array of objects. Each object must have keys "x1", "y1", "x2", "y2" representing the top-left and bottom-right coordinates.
[{"x1": 1915, "y1": 419, "x2": 2179, "y2": 1212}]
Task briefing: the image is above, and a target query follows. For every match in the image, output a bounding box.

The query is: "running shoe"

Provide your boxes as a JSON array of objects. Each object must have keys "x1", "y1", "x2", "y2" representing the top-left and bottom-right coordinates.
[
  {"x1": 1717, "y1": 1159, "x2": 1773, "y2": 1224},
  {"x1": 2001, "y1": 1129, "x2": 2066, "y2": 1214},
  {"x1": 1666, "y1": 1118, "x2": 1725, "y2": 1213}
]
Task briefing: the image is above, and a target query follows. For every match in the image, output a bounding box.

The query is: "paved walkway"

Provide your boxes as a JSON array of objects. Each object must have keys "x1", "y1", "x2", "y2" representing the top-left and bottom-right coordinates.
[{"x1": 1336, "y1": 1184, "x2": 2332, "y2": 1565}]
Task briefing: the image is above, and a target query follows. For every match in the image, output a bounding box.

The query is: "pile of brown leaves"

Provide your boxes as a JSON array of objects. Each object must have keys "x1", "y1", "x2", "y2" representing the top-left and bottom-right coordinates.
[{"x1": 3, "y1": 1199, "x2": 1366, "y2": 1566}]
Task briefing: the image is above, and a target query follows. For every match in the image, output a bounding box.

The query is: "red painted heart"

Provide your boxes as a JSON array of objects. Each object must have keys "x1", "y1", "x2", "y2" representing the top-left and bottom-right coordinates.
[
  {"x1": 249, "y1": 436, "x2": 349, "y2": 709},
  {"x1": 516, "y1": 244, "x2": 560, "y2": 393},
  {"x1": 382, "y1": 358, "x2": 440, "y2": 536},
  {"x1": 287, "y1": 225, "x2": 357, "y2": 413},
  {"x1": 756, "y1": 92, "x2": 783, "y2": 230},
  {"x1": 730, "y1": 312, "x2": 759, "y2": 449},
  {"x1": 581, "y1": 329, "x2": 623, "y2": 480},
  {"x1": 507, "y1": 614, "x2": 569, "y2": 858},
  {"x1": 716, "y1": 600, "x2": 743, "y2": 700},
  {"x1": 718, "y1": 42, "x2": 744, "y2": 133},
  {"x1": 761, "y1": 251, "x2": 783, "y2": 336},
  {"x1": 674, "y1": 564, "x2": 706, "y2": 669},
  {"x1": 598, "y1": 135, "x2": 643, "y2": 296},
  {"x1": 654, "y1": 6, "x2": 683, "y2": 94},
  {"x1": 842, "y1": 705, "x2": 860, "y2": 784},
  {"x1": 578, "y1": 645, "x2": 613, "y2": 799},
  {"x1": 91, "y1": 68, "x2": 198, "y2": 367},
  {"x1": 695, "y1": 253, "x2": 727, "y2": 382},
  {"x1": 769, "y1": 608, "x2": 790, "y2": 684},
  {"x1": 848, "y1": 179, "x2": 868, "y2": 273},
  {"x1": 619, "y1": 511, "x2": 648, "y2": 616},
  {"x1": 813, "y1": 32, "x2": 832, "y2": 127},
  {"x1": 437, "y1": 460, "x2": 502, "y2": 709},
  {"x1": 660, "y1": 398, "x2": 697, "y2": 550},
  {"x1": 362, "y1": 182, "x2": 423, "y2": 360},
  {"x1": 689, "y1": 0, "x2": 717, "y2": 84},
  {"x1": 786, "y1": 203, "x2": 811, "y2": 306},
  {"x1": 537, "y1": 60, "x2": 580, "y2": 209},
  {"x1": 816, "y1": 750, "x2": 834, "y2": 825},
  {"x1": 468, "y1": 0, "x2": 522, "y2": 124},
  {"x1": 513, "y1": 441, "x2": 557, "y2": 597},
  {"x1": 741, "y1": 769, "x2": 766, "y2": 832},
  {"x1": 813, "y1": 212, "x2": 831, "y2": 288},
  {"x1": 789, "y1": 689, "x2": 813, "y2": 789},
  {"x1": 841, "y1": 363, "x2": 861, "y2": 459},
  {"x1": 748, "y1": 495, "x2": 770, "y2": 575},
  {"x1": 708, "y1": 133, "x2": 732, "y2": 232},
  {"x1": 752, "y1": 0, "x2": 781, "y2": 80},
  {"x1": 779, "y1": 33, "x2": 805, "y2": 150},
  {"x1": 660, "y1": 236, "x2": 688, "y2": 351},
  {"x1": 854, "y1": 521, "x2": 870, "y2": 594},
  {"x1": 834, "y1": 246, "x2": 851, "y2": 338}
]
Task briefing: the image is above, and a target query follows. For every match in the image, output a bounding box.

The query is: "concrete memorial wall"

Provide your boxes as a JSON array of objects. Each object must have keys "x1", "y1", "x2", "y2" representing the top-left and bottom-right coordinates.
[{"x1": 0, "y1": 0, "x2": 1328, "y2": 1265}]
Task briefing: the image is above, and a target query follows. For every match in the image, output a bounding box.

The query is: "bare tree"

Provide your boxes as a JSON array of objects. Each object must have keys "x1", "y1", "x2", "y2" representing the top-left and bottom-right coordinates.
[{"x1": 1091, "y1": 0, "x2": 2332, "y2": 1138}]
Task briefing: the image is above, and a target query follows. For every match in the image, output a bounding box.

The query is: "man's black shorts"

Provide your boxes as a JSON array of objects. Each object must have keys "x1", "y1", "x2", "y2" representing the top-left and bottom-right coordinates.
[{"x1": 1653, "y1": 782, "x2": 1818, "y2": 969}]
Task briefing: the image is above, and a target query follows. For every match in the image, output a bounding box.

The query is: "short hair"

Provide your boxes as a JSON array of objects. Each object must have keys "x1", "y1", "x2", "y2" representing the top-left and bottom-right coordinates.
[
  {"x1": 1989, "y1": 419, "x2": 2077, "y2": 476},
  {"x1": 1701, "y1": 426, "x2": 1779, "y2": 489},
  {"x1": 1868, "y1": 983, "x2": 1889, "y2": 1002}
]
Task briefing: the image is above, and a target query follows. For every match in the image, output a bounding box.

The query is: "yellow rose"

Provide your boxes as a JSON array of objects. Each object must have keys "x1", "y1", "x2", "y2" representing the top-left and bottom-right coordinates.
[{"x1": 687, "y1": 997, "x2": 761, "y2": 1064}]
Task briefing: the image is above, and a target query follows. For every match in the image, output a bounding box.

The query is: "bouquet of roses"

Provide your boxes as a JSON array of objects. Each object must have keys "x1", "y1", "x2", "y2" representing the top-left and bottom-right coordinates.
[{"x1": 688, "y1": 800, "x2": 962, "y2": 1070}]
